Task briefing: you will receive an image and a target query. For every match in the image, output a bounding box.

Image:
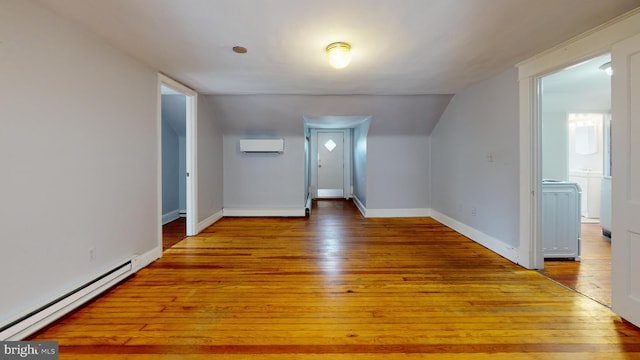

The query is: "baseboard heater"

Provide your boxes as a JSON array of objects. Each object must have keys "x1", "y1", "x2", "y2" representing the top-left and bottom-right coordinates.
[{"x1": 0, "y1": 259, "x2": 135, "y2": 340}]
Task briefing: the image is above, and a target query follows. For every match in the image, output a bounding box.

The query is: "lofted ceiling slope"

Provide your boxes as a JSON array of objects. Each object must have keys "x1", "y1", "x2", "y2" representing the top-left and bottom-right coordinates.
[
  {"x1": 37, "y1": 0, "x2": 640, "y2": 96},
  {"x1": 207, "y1": 95, "x2": 453, "y2": 136}
]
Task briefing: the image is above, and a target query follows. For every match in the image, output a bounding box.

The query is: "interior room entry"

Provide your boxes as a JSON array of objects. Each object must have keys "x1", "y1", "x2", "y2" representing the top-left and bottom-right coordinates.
[
  {"x1": 317, "y1": 131, "x2": 344, "y2": 198},
  {"x1": 158, "y1": 74, "x2": 198, "y2": 239}
]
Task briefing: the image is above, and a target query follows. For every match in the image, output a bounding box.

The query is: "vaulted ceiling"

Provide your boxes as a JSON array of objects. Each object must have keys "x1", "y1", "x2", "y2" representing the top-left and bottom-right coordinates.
[{"x1": 38, "y1": 0, "x2": 640, "y2": 95}]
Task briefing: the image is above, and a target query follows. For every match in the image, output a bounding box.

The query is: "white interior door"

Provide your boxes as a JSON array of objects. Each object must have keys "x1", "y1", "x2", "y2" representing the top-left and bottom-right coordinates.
[
  {"x1": 611, "y1": 32, "x2": 640, "y2": 327},
  {"x1": 317, "y1": 132, "x2": 344, "y2": 198}
]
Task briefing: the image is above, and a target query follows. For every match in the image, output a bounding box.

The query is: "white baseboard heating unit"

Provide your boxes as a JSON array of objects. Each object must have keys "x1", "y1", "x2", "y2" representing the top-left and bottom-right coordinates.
[{"x1": 0, "y1": 259, "x2": 135, "y2": 340}]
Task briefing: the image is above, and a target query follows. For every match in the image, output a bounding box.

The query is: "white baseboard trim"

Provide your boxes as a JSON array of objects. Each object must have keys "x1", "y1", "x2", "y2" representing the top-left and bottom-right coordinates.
[
  {"x1": 223, "y1": 207, "x2": 306, "y2": 217},
  {"x1": 132, "y1": 246, "x2": 162, "y2": 273},
  {"x1": 365, "y1": 208, "x2": 431, "y2": 218},
  {"x1": 197, "y1": 210, "x2": 223, "y2": 233},
  {"x1": 162, "y1": 209, "x2": 180, "y2": 225},
  {"x1": 430, "y1": 210, "x2": 519, "y2": 264},
  {"x1": 351, "y1": 196, "x2": 430, "y2": 218},
  {"x1": 352, "y1": 196, "x2": 367, "y2": 217}
]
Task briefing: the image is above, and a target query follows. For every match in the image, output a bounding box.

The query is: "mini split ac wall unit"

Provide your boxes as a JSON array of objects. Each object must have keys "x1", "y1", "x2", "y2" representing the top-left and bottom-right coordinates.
[{"x1": 239, "y1": 139, "x2": 284, "y2": 153}]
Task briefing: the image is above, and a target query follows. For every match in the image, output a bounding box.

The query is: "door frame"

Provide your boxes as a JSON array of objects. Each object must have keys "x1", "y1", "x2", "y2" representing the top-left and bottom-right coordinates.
[
  {"x1": 158, "y1": 74, "x2": 198, "y2": 240},
  {"x1": 309, "y1": 128, "x2": 352, "y2": 199},
  {"x1": 517, "y1": 9, "x2": 640, "y2": 269},
  {"x1": 610, "y1": 31, "x2": 640, "y2": 327}
]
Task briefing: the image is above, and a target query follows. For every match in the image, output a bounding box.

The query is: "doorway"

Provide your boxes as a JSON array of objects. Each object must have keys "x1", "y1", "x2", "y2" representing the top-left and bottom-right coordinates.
[
  {"x1": 309, "y1": 128, "x2": 352, "y2": 200},
  {"x1": 537, "y1": 54, "x2": 612, "y2": 305},
  {"x1": 304, "y1": 115, "x2": 370, "y2": 214},
  {"x1": 518, "y1": 18, "x2": 640, "y2": 328},
  {"x1": 158, "y1": 74, "x2": 198, "y2": 251}
]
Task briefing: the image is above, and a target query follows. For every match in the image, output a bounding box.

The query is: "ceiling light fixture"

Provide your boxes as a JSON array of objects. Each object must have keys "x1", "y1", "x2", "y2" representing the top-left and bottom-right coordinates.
[
  {"x1": 326, "y1": 42, "x2": 351, "y2": 69},
  {"x1": 599, "y1": 61, "x2": 612, "y2": 76},
  {"x1": 232, "y1": 46, "x2": 247, "y2": 54}
]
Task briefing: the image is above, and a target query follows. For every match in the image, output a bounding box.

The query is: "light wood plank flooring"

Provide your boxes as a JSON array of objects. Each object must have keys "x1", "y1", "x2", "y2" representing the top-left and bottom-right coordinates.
[
  {"x1": 31, "y1": 200, "x2": 640, "y2": 359},
  {"x1": 541, "y1": 223, "x2": 612, "y2": 306}
]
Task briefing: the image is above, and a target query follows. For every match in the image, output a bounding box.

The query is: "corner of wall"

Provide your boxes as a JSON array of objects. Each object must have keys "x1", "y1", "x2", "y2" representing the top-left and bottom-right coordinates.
[
  {"x1": 353, "y1": 195, "x2": 367, "y2": 216},
  {"x1": 132, "y1": 246, "x2": 163, "y2": 273},
  {"x1": 430, "y1": 210, "x2": 519, "y2": 265},
  {"x1": 197, "y1": 210, "x2": 224, "y2": 233}
]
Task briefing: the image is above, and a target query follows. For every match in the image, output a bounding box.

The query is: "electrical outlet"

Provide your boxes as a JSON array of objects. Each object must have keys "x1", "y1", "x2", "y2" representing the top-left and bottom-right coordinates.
[
  {"x1": 89, "y1": 247, "x2": 96, "y2": 261},
  {"x1": 471, "y1": 207, "x2": 477, "y2": 216}
]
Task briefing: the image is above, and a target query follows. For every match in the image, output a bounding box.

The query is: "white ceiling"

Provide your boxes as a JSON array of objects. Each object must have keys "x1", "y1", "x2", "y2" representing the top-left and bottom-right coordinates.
[
  {"x1": 37, "y1": 0, "x2": 640, "y2": 96},
  {"x1": 542, "y1": 53, "x2": 612, "y2": 112}
]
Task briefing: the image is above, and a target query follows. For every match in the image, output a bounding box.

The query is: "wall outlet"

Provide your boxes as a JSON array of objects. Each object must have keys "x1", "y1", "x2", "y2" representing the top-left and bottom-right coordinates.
[
  {"x1": 471, "y1": 206, "x2": 477, "y2": 216},
  {"x1": 89, "y1": 247, "x2": 96, "y2": 261}
]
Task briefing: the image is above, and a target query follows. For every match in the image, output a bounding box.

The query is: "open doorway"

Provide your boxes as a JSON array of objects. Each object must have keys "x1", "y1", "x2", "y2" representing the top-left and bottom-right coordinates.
[
  {"x1": 158, "y1": 75, "x2": 198, "y2": 250},
  {"x1": 303, "y1": 116, "x2": 370, "y2": 214},
  {"x1": 537, "y1": 54, "x2": 613, "y2": 305},
  {"x1": 310, "y1": 129, "x2": 352, "y2": 199}
]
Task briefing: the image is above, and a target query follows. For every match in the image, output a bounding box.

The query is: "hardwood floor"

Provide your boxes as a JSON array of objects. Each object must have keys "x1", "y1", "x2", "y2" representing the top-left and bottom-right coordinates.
[
  {"x1": 31, "y1": 200, "x2": 640, "y2": 359},
  {"x1": 541, "y1": 223, "x2": 612, "y2": 306},
  {"x1": 162, "y1": 217, "x2": 186, "y2": 251}
]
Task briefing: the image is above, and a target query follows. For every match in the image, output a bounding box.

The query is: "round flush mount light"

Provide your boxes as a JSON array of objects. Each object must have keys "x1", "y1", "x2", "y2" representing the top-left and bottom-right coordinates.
[
  {"x1": 599, "y1": 61, "x2": 612, "y2": 76},
  {"x1": 232, "y1": 46, "x2": 248, "y2": 54},
  {"x1": 326, "y1": 42, "x2": 351, "y2": 69}
]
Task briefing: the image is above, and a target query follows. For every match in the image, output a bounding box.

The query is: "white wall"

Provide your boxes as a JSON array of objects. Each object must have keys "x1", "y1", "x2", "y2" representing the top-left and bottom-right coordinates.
[
  {"x1": 197, "y1": 95, "x2": 225, "y2": 222},
  {"x1": 352, "y1": 121, "x2": 370, "y2": 206},
  {"x1": 431, "y1": 68, "x2": 520, "y2": 248},
  {"x1": 210, "y1": 95, "x2": 451, "y2": 214},
  {"x1": 223, "y1": 135, "x2": 306, "y2": 210},
  {"x1": 211, "y1": 95, "x2": 452, "y2": 137},
  {"x1": 161, "y1": 112, "x2": 180, "y2": 215},
  {"x1": 541, "y1": 112, "x2": 569, "y2": 180},
  {"x1": 366, "y1": 135, "x2": 430, "y2": 210},
  {"x1": 0, "y1": 1, "x2": 158, "y2": 327}
]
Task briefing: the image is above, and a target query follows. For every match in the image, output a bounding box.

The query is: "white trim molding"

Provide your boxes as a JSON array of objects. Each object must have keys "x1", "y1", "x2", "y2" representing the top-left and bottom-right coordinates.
[
  {"x1": 431, "y1": 210, "x2": 519, "y2": 265},
  {"x1": 162, "y1": 209, "x2": 180, "y2": 225},
  {"x1": 131, "y1": 246, "x2": 163, "y2": 273},
  {"x1": 353, "y1": 196, "x2": 367, "y2": 217},
  {"x1": 365, "y1": 208, "x2": 431, "y2": 218},
  {"x1": 351, "y1": 196, "x2": 430, "y2": 218},
  {"x1": 197, "y1": 210, "x2": 224, "y2": 233},
  {"x1": 223, "y1": 207, "x2": 306, "y2": 217}
]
